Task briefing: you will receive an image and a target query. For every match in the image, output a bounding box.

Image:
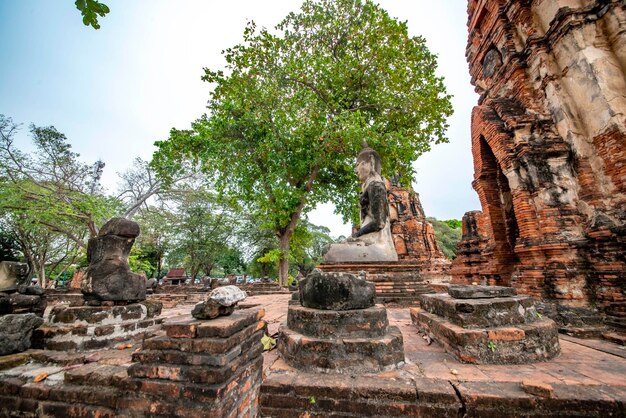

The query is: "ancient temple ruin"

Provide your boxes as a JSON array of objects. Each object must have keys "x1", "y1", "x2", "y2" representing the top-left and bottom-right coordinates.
[
  {"x1": 1, "y1": 2, "x2": 625, "y2": 417},
  {"x1": 451, "y1": 0, "x2": 626, "y2": 336}
]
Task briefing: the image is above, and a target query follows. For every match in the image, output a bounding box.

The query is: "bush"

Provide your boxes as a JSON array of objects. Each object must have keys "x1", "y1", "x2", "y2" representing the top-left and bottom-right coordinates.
[{"x1": 428, "y1": 218, "x2": 462, "y2": 259}]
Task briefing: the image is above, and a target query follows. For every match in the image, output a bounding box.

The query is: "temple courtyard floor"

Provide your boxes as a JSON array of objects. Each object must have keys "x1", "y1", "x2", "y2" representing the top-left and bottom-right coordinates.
[{"x1": 251, "y1": 293, "x2": 626, "y2": 387}]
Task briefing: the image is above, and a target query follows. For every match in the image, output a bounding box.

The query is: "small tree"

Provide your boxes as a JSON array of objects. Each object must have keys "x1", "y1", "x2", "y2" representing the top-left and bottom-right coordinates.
[{"x1": 154, "y1": 0, "x2": 452, "y2": 285}]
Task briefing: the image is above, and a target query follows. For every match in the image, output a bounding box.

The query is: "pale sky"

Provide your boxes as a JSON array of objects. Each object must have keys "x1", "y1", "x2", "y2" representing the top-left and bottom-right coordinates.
[{"x1": 0, "y1": 1, "x2": 480, "y2": 238}]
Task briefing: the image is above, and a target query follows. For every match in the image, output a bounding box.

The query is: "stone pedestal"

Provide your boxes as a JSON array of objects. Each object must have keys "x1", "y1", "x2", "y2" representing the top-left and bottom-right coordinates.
[
  {"x1": 33, "y1": 302, "x2": 163, "y2": 351},
  {"x1": 0, "y1": 305, "x2": 266, "y2": 417},
  {"x1": 278, "y1": 270, "x2": 404, "y2": 373},
  {"x1": 411, "y1": 285, "x2": 560, "y2": 364},
  {"x1": 127, "y1": 306, "x2": 266, "y2": 417},
  {"x1": 318, "y1": 261, "x2": 450, "y2": 306}
]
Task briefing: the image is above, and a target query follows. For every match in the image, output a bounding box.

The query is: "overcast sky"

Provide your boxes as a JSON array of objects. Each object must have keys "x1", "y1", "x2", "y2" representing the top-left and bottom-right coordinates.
[{"x1": 0, "y1": 1, "x2": 480, "y2": 237}]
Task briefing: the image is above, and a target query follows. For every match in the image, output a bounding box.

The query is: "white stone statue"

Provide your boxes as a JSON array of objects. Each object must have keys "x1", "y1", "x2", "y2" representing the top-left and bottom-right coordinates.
[{"x1": 323, "y1": 147, "x2": 398, "y2": 262}]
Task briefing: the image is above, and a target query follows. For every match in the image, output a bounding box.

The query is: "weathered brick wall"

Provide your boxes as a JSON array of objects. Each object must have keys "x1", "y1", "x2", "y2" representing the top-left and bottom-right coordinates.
[
  {"x1": 452, "y1": 0, "x2": 626, "y2": 321},
  {"x1": 387, "y1": 182, "x2": 450, "y2": 268},
  {"x1": 0, "y1": 306, "x2": 266, "y2": 417}
]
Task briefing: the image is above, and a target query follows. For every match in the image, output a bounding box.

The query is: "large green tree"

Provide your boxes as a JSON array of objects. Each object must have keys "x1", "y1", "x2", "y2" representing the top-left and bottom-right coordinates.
[
  {"x1": 154, "y1": 0, "x2": 452, "y2": 285},
  {"x1": 0, "y1": 115, "x2": 119, "y2": 285}
]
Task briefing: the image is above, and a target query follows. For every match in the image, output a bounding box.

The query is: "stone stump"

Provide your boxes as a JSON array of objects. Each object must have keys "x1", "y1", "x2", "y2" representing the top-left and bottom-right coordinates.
[
  {"x1": 0, "y1": 261, "x2": 47, "y2": 355},
  {"x1": 411, "y1": 285, "x2": 560, "y2": 364},
  {"x1": 81, "y1": 217, "x2": 146, "y2": 302},
  {"x1": 278, "y1": 270, "x2": 405, "y2": 373}
]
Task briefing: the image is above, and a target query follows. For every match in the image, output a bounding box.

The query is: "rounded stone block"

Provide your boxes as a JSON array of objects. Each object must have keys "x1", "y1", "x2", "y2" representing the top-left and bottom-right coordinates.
[
  {"x1": 287, "y1": 304, "x2": 389, "y2": 338},
  {"x1": 278, "y1": 325, "x2": 404, "y2": 373},
  {"x1": 299, "y1": 270, "x2": 375, "y2": 310}
]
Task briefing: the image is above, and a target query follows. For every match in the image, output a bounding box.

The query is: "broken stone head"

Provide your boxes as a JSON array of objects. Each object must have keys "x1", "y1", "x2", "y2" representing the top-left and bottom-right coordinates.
[
  {"x1": 81, "y1": 217, "x2": 146, "y2": 302},
  {"x1": 192, "y1": 285, "x2": 247, "y2": 319}
]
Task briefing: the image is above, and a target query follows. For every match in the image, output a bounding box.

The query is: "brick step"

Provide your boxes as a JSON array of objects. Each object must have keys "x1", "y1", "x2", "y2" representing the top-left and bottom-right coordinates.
[
  {"x1": 558, "y1": 325, "x2": 607, "y2": 339},
  {"x1": 605, "y1": 316, "x2": 626, "y2": 331},
  {"x1": 602, "y1": 332, "x2": 626, "y2": 346},
  {"x1": 64, "y1": 363, "x2": 129, "y2": 387}
]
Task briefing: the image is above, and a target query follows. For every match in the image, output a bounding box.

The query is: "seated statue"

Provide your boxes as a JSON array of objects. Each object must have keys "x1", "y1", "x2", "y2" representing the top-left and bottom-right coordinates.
[{"x1": 323, "y1": 147, "x2": 398, "y2": 262}]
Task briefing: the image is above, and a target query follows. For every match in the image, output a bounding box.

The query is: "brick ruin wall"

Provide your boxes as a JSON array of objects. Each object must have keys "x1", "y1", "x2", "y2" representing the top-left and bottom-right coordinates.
[
  {"x1": 451, "y1": 0, "x2": 626, "y2": 323},
  {"x1": 387, "y1": 181, "x2": 451, "y2": 270}
]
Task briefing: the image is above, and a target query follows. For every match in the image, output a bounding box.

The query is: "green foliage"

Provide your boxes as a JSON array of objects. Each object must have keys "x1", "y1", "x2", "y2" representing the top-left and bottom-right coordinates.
[
  {"x1": 427, "y1": 217, "x2": 462, "y2": 260},
  {"x1": 128, "y1": 244, "x2": 156, "y2": 278},
  {"x1": 216, "y1": 247, "x2": 246, "y2": 275},
  {"x1": 165, "y1": 187, "x2": 236, "y2": 279},
  {"x1": 133, "y1": 207, "x2": 174, "y2": 278},
  {"x1": 443, "y1": 219, "x2": 462, "y2": 229},
  {"x1": 288, "y1": 219, "x2": 333, "y2": 276},
  {"x1": 153, "y1": 0, "x2": 452, "y2": 284},
  {"x1": 0, "y1": 115, "x2": 118, "y2": 285},
  {"x1": 75, "y1": 0, "x2": 110, "y2": 30},
  {"x1": 488, "y1": 341, "x2": 497, "y2": 352},
  {"x1": 256, "y1": 248, "x2": 282, "y2": 265}
]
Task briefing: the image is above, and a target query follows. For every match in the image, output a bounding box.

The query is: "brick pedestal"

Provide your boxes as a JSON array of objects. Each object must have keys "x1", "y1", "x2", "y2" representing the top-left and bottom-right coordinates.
[
  {"x1": 125, "y1": 306, "x2": 266, "y2": 417},
  {"x1": 412, "y1": 285, "x2": 560, "y2": 364},
  {"x1": 0, "y1": 305, "x2": 266, "y2": 417}
]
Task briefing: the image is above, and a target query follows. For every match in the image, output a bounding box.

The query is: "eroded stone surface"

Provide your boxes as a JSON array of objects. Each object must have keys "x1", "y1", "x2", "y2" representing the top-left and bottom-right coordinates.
[
  {"x1": 448, "y1": 285, "x2": 516, "y2": 299},
  {"x1": 81, "y1": 217, "x2": 146, "y2": 302},
  {"x1": 299, "y1": 270, "x2": 375, "y2": 311},
  {"x1": 0, "y1": 313, "x2": 44, "y2": 355}
]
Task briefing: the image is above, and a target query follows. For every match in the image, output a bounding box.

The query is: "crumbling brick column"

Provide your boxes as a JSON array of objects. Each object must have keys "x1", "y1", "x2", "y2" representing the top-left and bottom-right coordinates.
[{"x1": 452, "y1": 0, "x2": 626, "y2": 330}]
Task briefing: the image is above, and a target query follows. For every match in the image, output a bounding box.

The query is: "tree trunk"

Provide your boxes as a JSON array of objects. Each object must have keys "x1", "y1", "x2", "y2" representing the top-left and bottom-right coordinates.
[
  {"x1": 274, "y1": 164, "x2": 320, "y2": 287},
  {"x1": 278, "y1": 233, "x2": 291, "y2": 287},
  {"x1": 37, "y1": 254, "x2": 46, "y2": 288}
]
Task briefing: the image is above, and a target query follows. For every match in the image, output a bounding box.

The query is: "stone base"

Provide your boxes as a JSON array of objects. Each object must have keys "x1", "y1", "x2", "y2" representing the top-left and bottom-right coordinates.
[
  {"x1": 261, "y1": 372, "x2": 461, "y2": 417},
  {"x1": 279, "y1": 324, "x2": 404, "y2": 373},
  {"x1": 419, "y1": 293, "x2": 539, "y2": 329},
  {"x1": 411, "y1": 308, "x2": 560, "y2": 364},
  {"x1": 318, "y1": 261, "x2": 450, "y2": 306},
  {"x1": 413, "y1": 286, "x2": 561, "y2": 364},
  {"x1": 287, "y1": 304, "x2": 389, "y2": 338},
  {"x1": 33, "y1": 302, "x2": 163, "y2": 351}
]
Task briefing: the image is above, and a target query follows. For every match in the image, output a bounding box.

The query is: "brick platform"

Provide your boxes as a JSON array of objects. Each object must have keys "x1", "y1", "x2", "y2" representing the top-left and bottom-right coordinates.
[
  {"x1": 412, "y1": 286, "x2": 560, "y2": 364},
  {"x1": 0, "y1": 305, "x2": 266, "y2": 417},
  {"x1": 261, "y1": 372, "x2": 461, "y2": 417}
]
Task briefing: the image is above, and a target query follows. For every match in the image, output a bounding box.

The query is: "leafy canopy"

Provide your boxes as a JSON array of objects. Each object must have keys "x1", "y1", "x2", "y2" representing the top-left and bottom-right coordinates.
[{"x1": 153, "y1": 0, "x2": 452, "y2": 263}]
